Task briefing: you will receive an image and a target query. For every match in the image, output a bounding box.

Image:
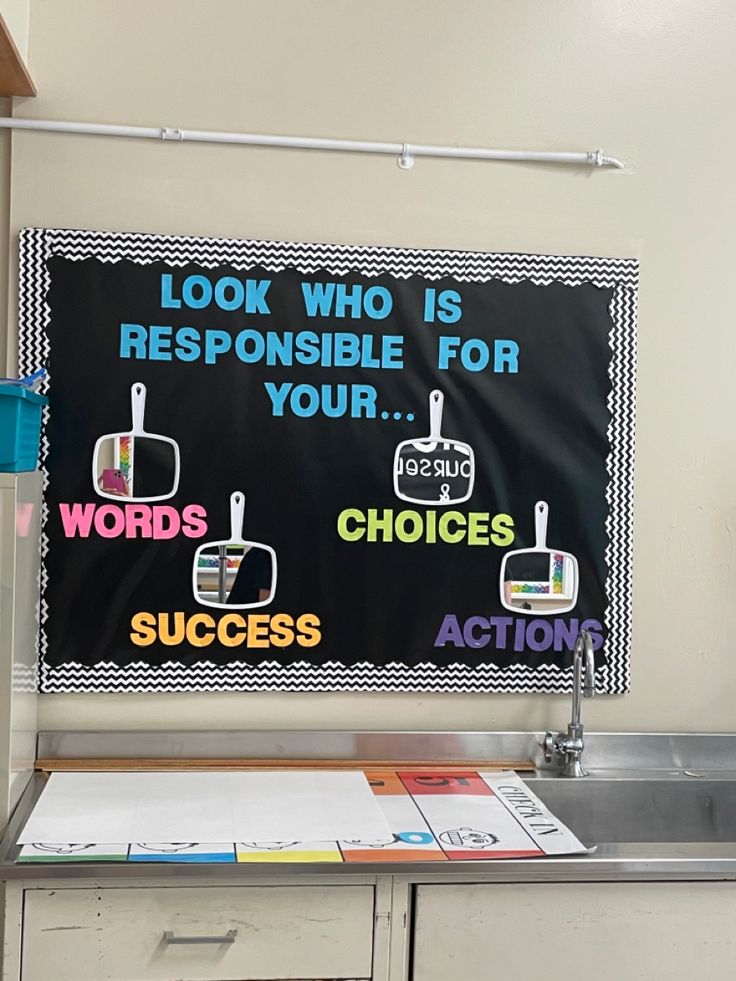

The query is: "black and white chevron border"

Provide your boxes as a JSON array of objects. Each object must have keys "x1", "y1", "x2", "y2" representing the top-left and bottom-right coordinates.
[
  {"x1": 603, "y1": 283, "x2": 637, "y2": 693},
  {"x1": 36, "y1": 659, "x2": 617, "y2": 694},
  {"x1": 18, "y1": 227, "x2": 637, "y2": 695}
]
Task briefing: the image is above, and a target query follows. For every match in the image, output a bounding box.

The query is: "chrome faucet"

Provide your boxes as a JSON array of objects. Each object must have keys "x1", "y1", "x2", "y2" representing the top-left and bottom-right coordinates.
[{"x1": 543, "y1": 628, "x2": 596, "y2": 777}]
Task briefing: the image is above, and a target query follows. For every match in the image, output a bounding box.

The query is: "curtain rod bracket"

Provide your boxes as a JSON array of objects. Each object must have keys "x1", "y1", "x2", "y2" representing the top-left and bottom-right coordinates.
[
  {"x1": 586, "y1": 147, "x2": 624, "y2": 169},
  {"x1": 397, "y1": 144, "x2": 415, "y2": 170},
  {"x1": 161, "y1": 127, "x2": 183, "y2": 141}
]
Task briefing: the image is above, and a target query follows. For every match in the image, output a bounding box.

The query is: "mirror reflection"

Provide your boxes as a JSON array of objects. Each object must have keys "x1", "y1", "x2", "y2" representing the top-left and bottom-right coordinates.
[
  {"x1": 394, "y1": 441, "x2": 474, "y2": 505},
  {"x1": 193, "y1": 542, "x2": 276, "y2": 608},
  {"x1": 93, "y1": 434, "x2": 178, "y2": 501},
  {"x1": 501, "y1": 549, "x2": 579, "y2": 614}
]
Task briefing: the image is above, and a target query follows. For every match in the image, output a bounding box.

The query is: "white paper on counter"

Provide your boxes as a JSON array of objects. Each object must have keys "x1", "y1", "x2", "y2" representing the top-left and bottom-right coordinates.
[
  {"x1": 17, "y1": 842, "x2": 128, "y2": 862},
  {"x1": 479, "y1": 771, "x2": 588, "y2": 855},
  {"x1": 18, "y1": 770, "x2": 392, "y2": 845}
]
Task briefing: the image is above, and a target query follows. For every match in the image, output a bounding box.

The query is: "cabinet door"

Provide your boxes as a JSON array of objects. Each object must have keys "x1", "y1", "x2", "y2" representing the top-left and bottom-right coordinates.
[
  {"x1": 413, "y1": 882, "x2": 736, "y2": 981},
  {"x1": 22, "y1": 884, "x2": 374, "y2": 981}
]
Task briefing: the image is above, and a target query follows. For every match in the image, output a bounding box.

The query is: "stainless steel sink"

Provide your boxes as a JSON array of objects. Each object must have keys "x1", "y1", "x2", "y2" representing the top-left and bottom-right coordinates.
[
  {"x1": 6, "y1": 733, "x2": 736, "y2": 880},
  {"x1": 525, "y1": 776, "x2": 736, "y2": 844}
]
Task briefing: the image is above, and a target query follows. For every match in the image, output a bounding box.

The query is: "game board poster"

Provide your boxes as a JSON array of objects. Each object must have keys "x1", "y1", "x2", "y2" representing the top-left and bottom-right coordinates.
[{"x1": 18, "y1": 229, "x2": 637, "y2": 694}]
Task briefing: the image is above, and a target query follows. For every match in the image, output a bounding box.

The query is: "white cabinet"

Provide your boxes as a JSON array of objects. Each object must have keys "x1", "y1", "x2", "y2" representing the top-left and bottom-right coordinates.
[
  {"x1": 0, "y1": 473, "x2": 40, "y2": 826},
  {"x1": 7, "y1": 874, "x2": 736, "y2": 980},
  {"x1": 412, "y1": 882, "x2": 736, "y2": 981},
  {"x1": 20, "y1": 883, "x2": 375, "y2": 981}
]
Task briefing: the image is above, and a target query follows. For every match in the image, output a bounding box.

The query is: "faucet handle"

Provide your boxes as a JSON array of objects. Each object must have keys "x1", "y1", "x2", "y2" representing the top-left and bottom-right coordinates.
[{"x1": 542, "y1": 731, "x2": 561, "y2": 763}]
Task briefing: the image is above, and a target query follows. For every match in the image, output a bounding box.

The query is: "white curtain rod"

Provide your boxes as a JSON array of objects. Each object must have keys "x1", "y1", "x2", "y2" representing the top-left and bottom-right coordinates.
[{"x1": 0, "y1": 116, "x2": 624, "y2": 170}]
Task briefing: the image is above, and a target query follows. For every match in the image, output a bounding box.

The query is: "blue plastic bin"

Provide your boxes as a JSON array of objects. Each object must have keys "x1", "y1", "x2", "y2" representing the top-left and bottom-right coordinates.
[{"x1": 0, "y1": 385, "x2": 49, "y2": 472}]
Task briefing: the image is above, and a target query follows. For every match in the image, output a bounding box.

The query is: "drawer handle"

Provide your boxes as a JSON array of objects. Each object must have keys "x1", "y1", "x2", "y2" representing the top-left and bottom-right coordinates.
[{"x1": 163, "y1": 929, "x2": 237, "y2": 945}]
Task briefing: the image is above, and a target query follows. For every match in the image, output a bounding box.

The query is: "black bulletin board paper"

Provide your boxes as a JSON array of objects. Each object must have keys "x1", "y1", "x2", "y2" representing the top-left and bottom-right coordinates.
[{"x1": 18, "y1": 229, "x2": 637, "y2": 694}]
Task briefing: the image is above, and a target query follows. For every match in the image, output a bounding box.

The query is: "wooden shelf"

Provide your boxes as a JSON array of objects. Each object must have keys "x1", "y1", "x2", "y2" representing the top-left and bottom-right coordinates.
[
  {"x1": 0, "y1": 13, "x2": 35, "y2": 97},
  {"x1": 36, "y1": 757, "x2": 536, "y2": 772}
]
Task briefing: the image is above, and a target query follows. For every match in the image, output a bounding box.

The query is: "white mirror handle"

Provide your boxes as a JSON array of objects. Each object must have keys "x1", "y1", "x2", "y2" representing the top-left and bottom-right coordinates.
[
  {"x1": 130, "y1": 382, "x2": 146, "y2": 434},
  {"x1": 230, "y1": 491, "x2": 246, "y2": 542},
  {"x1": 428, "y1": 390, "x2": 444, "y2": 440},
  {"x1": 534, "y1": 500, "x2": 549, "y2": 550}
]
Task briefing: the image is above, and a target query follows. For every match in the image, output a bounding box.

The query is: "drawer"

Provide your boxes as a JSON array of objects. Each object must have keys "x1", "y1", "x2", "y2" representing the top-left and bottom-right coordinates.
[{"x1": 22, "y1": 884, "x2": 374, "y2": 980}]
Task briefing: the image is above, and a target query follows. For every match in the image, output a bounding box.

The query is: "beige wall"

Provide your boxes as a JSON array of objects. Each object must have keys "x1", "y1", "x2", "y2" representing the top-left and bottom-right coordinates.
[
  {"x1": 0, "y1": 95, "x2": 10, "y2": 373},
  {"x1": 0, "y1": 1, "x2": 29, "y2": 61},
  {"x1": 4, "y1": 0, "x2": 735, "y2": 731}
]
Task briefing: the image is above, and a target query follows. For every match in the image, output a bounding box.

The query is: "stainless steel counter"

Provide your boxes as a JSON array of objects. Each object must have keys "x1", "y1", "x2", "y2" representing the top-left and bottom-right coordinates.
[
  {"x1": 32, "y1": 728, "x2": 736, "y2": 773},
  {"x1": 3, "y1": 731, "x2": 736, "y2": 882}
]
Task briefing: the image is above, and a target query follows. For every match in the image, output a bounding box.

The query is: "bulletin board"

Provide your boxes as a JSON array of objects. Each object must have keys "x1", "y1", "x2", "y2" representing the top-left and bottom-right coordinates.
[{"x1": 18, "y1": 228, "x2": 637, "y2": 694}]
